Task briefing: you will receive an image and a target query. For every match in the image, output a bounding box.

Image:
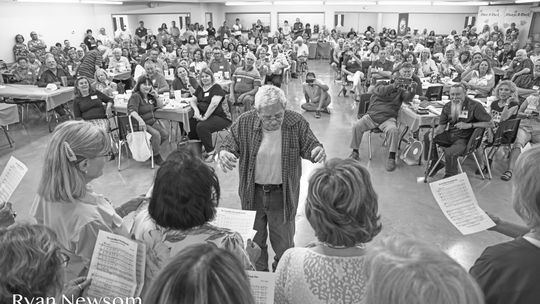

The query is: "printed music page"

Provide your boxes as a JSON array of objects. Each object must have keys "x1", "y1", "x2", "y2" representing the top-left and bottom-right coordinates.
[
  {"x1": 210, "y1": 207, "x2": 257, "y2": 242},
  {"x1": 430, "y1": 173, "x2": 495, "y2": 235},
  {"x1": 0, "y1": 156, "x2": 28, "y2": 207},
  {"x1": 85, "y1": 231, "x2": 145, "y2": 298},
  {"x1": 247, "y1": 271, "x2": 277, "y2": 304}
]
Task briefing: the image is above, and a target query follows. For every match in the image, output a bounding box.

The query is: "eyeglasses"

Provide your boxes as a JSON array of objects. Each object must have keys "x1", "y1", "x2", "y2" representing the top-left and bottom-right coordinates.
[{"x1": 58, "y1": 251, "x2": 71, "y2": 267}]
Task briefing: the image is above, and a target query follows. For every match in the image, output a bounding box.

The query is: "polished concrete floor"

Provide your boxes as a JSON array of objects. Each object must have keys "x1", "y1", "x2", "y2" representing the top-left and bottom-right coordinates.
[{"x1": 1, "y1": 60, "x2": 518, "y2": 270}]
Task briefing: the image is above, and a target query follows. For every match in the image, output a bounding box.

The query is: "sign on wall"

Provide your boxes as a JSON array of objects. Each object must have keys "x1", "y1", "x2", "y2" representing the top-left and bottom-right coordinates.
[
  {"x1": 477, "y1": 5, "x2": 533, "y2": 42},
  {"x1": 398, "y1": 13, "x2": 409, "y2": 36}
]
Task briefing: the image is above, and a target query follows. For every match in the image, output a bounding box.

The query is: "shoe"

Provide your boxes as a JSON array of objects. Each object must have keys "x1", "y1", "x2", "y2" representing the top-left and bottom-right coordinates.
[
  {"x1": 322, "y1": 107, "x2": 331, "y2": 114},
  {"x1": 109, "y1": 153, "x2": 116, "y2": 161},
  {"x1": 428, "y1": 162, "x2": 445, "y2": 177},
  {"x1": 349, "y1": 150, "x2": 360, "y2": 161},
  {"x1": 204, "y1": 151, "x2": 215, "y2": 163},
  {"x1": 385, "y1": 158, "x2": 396, "y2": 172},
  {"x1": 154, "y1": 154, "x2": 164, "y2": 166},
  {"x1": 501, "y1": 170, "x2": 512, "y2": 181},
  {"x1": 291, "y1": 73, "x2": 298, "y2": 79},
  {"x1": 315, "y1": 111, "x2": 321, "y2": 119}
]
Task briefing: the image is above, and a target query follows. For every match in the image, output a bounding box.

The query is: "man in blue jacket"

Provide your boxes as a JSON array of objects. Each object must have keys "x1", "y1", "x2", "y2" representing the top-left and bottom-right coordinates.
[{"x1": 349, "y1": 62, "x2": 421, "y2": 171}]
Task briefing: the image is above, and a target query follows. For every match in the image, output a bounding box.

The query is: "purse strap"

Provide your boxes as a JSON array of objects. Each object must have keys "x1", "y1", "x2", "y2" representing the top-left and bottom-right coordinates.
[{"x1": 128, "y1": 113, "x2": 136, "y2": 133}]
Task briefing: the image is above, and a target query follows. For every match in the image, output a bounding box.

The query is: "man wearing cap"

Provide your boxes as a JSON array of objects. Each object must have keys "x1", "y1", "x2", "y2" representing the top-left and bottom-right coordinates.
[
  {"x1": 349, "y1": 63, "x2": 420, "y2": 172},
  {"x1": 302, "y1": 72, "x2": 331, "y2": 118},
  {"x1": 28, "y1": 31, "x2": 47, "y2": 62},
  {"x1": 498, "y1": 42, "x2": 515, "y2": 67},
  {"x1": 293, "y1": 37, "x2": 309, "y2": 78},
  {"x1": 230, "y1": 52, "x2": 261, "y2": 114}
]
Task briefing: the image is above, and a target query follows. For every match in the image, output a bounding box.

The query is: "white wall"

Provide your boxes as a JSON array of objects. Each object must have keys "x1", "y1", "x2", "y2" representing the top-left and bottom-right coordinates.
[{"x1": 0, "y1": 1, "x2": 479, "y2": 61}]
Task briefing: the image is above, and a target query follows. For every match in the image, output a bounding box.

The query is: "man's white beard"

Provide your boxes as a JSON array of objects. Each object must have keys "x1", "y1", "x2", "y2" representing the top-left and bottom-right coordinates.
[{"x1": 451, "y1": 100, "x2": 463, "y2": 122}]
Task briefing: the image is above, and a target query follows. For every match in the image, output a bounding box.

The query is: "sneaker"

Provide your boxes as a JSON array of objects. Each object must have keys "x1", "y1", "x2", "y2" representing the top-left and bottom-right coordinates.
[
  {"x1": 204, "y1": 151, "x2": 215, "y2": 163},
  {"x1": 385, "y1": 158, "x2": 396, "y2": 172},
  {"x1": 291, "y1": 73, "x2": 298, "y2": 79},
  {"x1": 349, "y1": 150, "x2": 360, "y2": 161},
  {"x1": 428, "y1": 162, "x2": 445, "y2": 177},
  {"x1": 315, "y1": 111, "x2": 321, "y2": 119}
]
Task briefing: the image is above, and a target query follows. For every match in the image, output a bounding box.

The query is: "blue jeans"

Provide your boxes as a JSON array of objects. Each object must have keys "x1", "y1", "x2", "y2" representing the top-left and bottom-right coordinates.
[{"x1": 252, "y1": 185, "x2": 295, "y2": 272}]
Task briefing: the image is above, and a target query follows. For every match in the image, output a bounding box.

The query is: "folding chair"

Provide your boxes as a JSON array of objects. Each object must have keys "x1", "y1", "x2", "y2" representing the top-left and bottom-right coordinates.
[
  {"x1": 368, "y1": 128, "x2": 387, "y2": 160},
  {"x1": 357, "y1": 93, "x2": 372, "y2": 119},
  {"x1": 116, "y1": 115, "x2": 154, "y2": 171},
  {"x1": 483, "y1": 119, "x2": 521, "y2": 179},
  {"x1": 427, "y1": 128, "x2": 486, "y2": 180}
]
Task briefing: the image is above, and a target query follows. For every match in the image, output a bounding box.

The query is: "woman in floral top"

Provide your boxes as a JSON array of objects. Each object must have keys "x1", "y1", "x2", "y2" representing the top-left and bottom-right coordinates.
[
  {"x1": 13, "y1": 34, "x2": 29, "y2": 61},
  {"x1": 274, "y1": 158, "x2": 381, "y2": 304},
  {"x1": 131, "y1": 150, "x2": 259, "y2": 289}
]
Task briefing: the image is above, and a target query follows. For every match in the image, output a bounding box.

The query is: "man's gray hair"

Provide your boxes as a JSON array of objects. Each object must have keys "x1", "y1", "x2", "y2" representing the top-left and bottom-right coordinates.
[
  {"x1": 254, "y1": 85, "x2": 287, "y2": 110},
  {"x1": 113, "y1": 48, "x2": 122, "y2": 55}
]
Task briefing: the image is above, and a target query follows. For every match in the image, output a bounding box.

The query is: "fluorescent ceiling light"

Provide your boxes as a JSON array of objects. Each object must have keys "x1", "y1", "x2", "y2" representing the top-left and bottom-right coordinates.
[
  {"x1": 225, "y1": 1, "x2": 271, "y2": 4},
  {"x1": 274, "y1": 1, "x2": 324, "y2": 5},
  {"x1": 324, "y1": 0, "x2": 374, "y2": 3},
  {"x1": 515, "y1": 0, "x2": 538, "y2": 3},
  {"x1": 433, "y1": 1, "x2": 489, "y2": 5},
  {"x1": 377, "y1": 0, "x2": 431, "y2": 4},
  {"x1": 81, "y1": 0, "x2": 123, "y2": 4}
]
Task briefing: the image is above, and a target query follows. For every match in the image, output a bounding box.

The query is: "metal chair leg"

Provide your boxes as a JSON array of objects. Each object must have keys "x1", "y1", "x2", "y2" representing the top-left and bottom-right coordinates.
[
  {"x1": 117, "y1": 141, "x2": 123, "y2": 171},
  {"x1": 483, "y1": 149, "x2": 492, "y2": 179},
  {"x1": 472, "y1": 152, "x2": 485, "y2": 180},
  {"x1": 2, "y1": 126, "x2": 13, "y2": 148},
  {"x1": 457, "y1": 157, "x2": 464, "y2": 173},
  {"x1": 427, "y1": 153, "x2": 445, "y2": 180},
  {"x1": 368, "y1": 132, "x2": 372, "y2": 160}
]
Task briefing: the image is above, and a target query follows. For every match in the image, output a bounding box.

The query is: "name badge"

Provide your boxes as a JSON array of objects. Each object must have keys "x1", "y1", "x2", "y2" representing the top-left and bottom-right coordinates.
[
  {"x1": 236, "y1": 78, "x2": 241, "y2": 82},
  {"x1": 459, "y1": 110, "x2": 468, "y2": 119},
  {"x1": 220, "y1": 66, "x2": 224, "y2": 69},
  {"x1": 533, "y1": 86, "x2": 539, "y2": 90},
  {"x1": 91, "y1": 95, "x2": 98, "y2": 100},
  {"x1": 204, "y1": 92, "x2": 210, "y2": 97},
  {"x1": 28, "y1": 71, "x2": 32, "y2": 75}
]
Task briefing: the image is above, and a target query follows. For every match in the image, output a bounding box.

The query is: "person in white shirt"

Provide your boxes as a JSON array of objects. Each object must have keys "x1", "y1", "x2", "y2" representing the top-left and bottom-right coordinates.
[
  {"x1": 108, "y1": 48, "x2": 131, "y2": 72},
  {"x1": 232, "y1": 18, "x2": 243, "y2": 39},
  {"x1": 114, "y1": 25, "x2": 131, "y2": 42},
  {"x1": 294, "y1": 36, "x2": 309, "y2": 78},
  {"x1": 96, "y1": 28, "x2": 113, "y2": 47},
  {"x1": 282, "y1": 21, "x2": 292, "y2": 39}
]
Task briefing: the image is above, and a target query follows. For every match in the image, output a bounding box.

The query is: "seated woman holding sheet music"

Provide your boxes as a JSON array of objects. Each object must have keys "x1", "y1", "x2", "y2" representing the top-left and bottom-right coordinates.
[
  {"x1": 274, "y1": 158, "x2": 381, "y2": 304},
  {"x1": 31, "y1": 121, "x2": 141, "y2": 278},
  {"x1": 144, "y1": 244, "x2": 255, "y2": 304},
  {"x1": 131, "y1": 150, "x2": 260, "y2": 289},
  {"x1": 0, "y1": 224, "x2": 92, "y2": 302},
  {"x1": 470, "y1": 146, "x2": 540, "y2": 304}
]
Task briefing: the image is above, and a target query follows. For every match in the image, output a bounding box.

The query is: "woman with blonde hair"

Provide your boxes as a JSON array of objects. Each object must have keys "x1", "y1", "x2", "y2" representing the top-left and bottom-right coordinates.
[
  {"x1": 143, "y1": 244, "x2": 255, "y2": 304},
  {"x1": 419, "y1": 48, "x2": 439, "y2": 77},
  {"x1": 0, "y1": 224, "x2": 91, "y2": 303},
  {"x1": 365, "y1": 237, "x2": 484, "y2": 304},
  {"x1": 471, "y1": 147, "x2": 540, "y2": 304},
  {"x1": 93, "y1": 68, "x2": 117, "y2": 97},
  {"x1": 274, "y1": 158, "x2": 381, "y2": 304},
  {"x1": 31, "y1": 121, "x2": 136, "y2": 277}
]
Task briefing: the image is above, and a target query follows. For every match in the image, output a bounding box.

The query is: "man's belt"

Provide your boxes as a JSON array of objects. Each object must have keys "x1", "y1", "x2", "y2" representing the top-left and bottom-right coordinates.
[{"x1": 255, "y1": 184, "x2": 283, "y2": 192}]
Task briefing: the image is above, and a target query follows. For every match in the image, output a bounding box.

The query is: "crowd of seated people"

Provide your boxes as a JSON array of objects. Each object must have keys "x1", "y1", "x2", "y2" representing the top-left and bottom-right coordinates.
[{"x1": 1, "y1": 17, "x2": 540, "y2": 304}]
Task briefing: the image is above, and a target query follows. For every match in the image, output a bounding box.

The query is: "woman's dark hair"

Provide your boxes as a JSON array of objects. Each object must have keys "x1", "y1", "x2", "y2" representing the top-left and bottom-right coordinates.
[
  {"x1": 15, "y1": 34, "x2": 24, "y2": 43},
  {"x1": 74, "y1": 76, "x2": 96, "y2": 98},
  {"x1": 133, "y1": 75, "x2": 157, "y2": 102},
  {"x1": 371, "y1": 44, "x2": 380, "y2": 53},
  {"x1": 404, "y1": 51, "x2": 418, "y2": 64},
  {"x1": 121, "y1": 47, "x2": 132, "y2": 61},
  {"x1": 193, "y1": 49, "x2": 204, "y2": 61},
  {"x1": 228, "y1": 43, "x2": 236, "y2": 52},
  {"x1": 148, "y1": 150, "x2": 220, "y2": 230},
  {"x1": 459, "y1": 50, "x2": 471, "y2": 64},
  {"x1": 188, "y1": 35, "x2": 197, "y2": 44}
]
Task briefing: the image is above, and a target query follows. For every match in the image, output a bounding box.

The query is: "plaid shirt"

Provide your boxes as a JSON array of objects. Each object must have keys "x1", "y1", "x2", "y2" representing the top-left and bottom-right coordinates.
[{"x1": 221, "y1": 110, "x2": 322, "y2": 221}]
